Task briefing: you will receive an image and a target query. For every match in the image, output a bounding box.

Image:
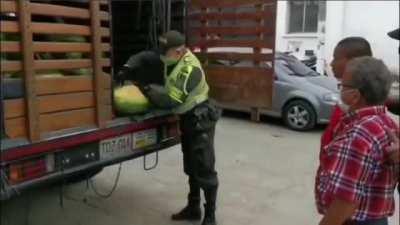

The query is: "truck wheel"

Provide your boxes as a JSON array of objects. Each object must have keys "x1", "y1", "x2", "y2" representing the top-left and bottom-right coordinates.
[
  {"x1": 65, "y1": 167, "x2": 103, "y2": 184},
  {"x1": 283, "y1": 100, "x2": 316, "y2": 131}
]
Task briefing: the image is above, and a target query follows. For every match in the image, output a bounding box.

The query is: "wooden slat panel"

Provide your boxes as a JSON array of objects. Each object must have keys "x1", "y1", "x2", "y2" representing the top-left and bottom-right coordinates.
[
  {"x1": 1, "y1": 61, "x2": 22, "y2": 72},
  {"x1": 18, "y1": 0, "x2": 40, "y2": 141},
  {"x1": 192, "y1": 39, "x2": 274, "y2": 48},
  {"x1": 1, "y1": 41, "x2": 111, "y2": 53},
  {"x1": 190, "y1": 0, "x2": 274, "y2": 8},
  {"x1": 196, "y1": 52, "x2": 273, "y2": 62},
  {"x1": 90, "y1": 0, "x2": 106, "y2": 128},
  {"x1": 36, "y1": 75, "x2": 111, "y2": 95},
  {"x1": 189, "y1": 26, "x2": 274, "y2": 36},
  {"x1": 0, "y1": 21, "x2": 19, "y2": 33},
  {"x1": 188, "y1": 11, "x2": 274, "y2": 21},
  {"x1": 0, "y1": 1, "x2": 17, "y2": 13}
]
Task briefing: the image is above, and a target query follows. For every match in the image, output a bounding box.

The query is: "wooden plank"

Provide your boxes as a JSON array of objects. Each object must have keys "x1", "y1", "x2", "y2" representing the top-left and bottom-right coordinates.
[
  {"x1": 1, "y1": 59, "x2": 109, "y2": 73},
  {"x1": 34, "y1": 59, "x2": 110, "y2": 70},
  {"x1": 100, "y1": 11, "x2": 110, "y2": 21},
  {"x1": 4, "y1": 91, "x2": 112, "y2": 119},
  {"x1": 189, "y1": 26, "x2": 274, "y2": 36},
  {"x1": 99, "y1": 0, "x2": 109, "y2": 5},
  {"x1": 90, "y1": 0, "x2": 106, "y2": 128},
  {"x1": 32, "y1": 22, "x2": 90, "y2": 36},
  {"x1": 40, "y1": 108, "x2": 96, "y2": 133},
  {"x1": 100, "y1": 27, "x2": 110, "y2": 37},
  {"x1": 33, "y1": 42, "x2": 111, "y2": 53},
  {"x1": 1, "y1": 21, "x2": 110, "y2": 37},
  {"x1": 30, "y1": 2, "x2": 90, "y2": 19},
  {"x1": 18, "y1": 0, "x2": 40, "y2": 141},
  {"x1": 36, "y1": 75, "x2": 111, "y2": 95},
  {"x1": 1, "y1": 41, "x2": 111, "y2": 53},
  {"x1": 4, "y1": 99, "x2": 25, "y2": 119},
  {"x1": 40, "y1": 92, "x2": 94, "y2": 113},
  {"x1": 1, "y1": 61, "x2": 22, "y2": 72},
  {"x1": 0, "y1": 21, "x2": 19, "y2": 33},
  {"x1": 0, "y1": 1, "x2": 17, "y2": 13},
  {"x1": 5, "y1": 107, "x2": 115, "y2": 138},
  {"x1": 196, "y1": 52, "x2": 273, "y2": 62},
  {"x1": 5, "y1": 117, "x2": 26, "y2": 138},
  {"x1": 0, "y1": 41, "x2": 20, "y2": 52},
  {"x1": 190, "y1": 0, "x2": 275, "y2": 8},
  {"x1": 188, "y1": 11, "x2": 274, "y2": 21},
  {"x1": 191, "y1": 39, "x2": 274, "y2": 49}
]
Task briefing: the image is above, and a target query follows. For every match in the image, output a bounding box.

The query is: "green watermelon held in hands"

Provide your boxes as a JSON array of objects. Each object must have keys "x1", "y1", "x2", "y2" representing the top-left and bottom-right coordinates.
[{"x1": 114, "y1": 85, "x2": 151, "y2": 114}]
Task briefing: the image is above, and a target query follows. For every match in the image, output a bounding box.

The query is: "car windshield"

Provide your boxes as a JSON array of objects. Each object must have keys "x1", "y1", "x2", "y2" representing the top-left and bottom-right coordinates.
[{"x1": 275, "y1": 53, "x2": 320, "y2": 77}]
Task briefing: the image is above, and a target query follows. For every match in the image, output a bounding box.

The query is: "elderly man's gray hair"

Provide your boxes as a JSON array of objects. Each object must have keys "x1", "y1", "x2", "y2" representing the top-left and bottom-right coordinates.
[{"x1": 346, "y1": 56, "x2": 393, "y2": 105}]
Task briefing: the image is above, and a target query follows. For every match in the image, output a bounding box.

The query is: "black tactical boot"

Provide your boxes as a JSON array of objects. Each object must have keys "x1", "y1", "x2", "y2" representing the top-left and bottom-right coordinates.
[
  {"x1": 171, "y1": 198, "x2": 201, "y2": 221},
  {"x1": 201, "y1": 204, "x2": 216, "y2": 225}
]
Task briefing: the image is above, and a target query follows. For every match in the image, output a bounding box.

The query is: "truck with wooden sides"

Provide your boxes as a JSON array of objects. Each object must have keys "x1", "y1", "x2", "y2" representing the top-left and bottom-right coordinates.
[{"x1": 0, "y1": 0, "x2": 277, "y2": 200}]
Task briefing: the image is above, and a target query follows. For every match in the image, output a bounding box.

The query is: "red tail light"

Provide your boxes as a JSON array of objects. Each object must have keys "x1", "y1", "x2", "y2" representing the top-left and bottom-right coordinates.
[{"x1": 8, "y1": 155, "x2": 54, "y2": 184}]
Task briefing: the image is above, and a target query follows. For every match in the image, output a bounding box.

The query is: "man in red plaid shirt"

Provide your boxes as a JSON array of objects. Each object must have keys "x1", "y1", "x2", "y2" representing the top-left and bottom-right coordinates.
[{"x1": 316, "y1": 57, "x2": 399, "y2": 225}]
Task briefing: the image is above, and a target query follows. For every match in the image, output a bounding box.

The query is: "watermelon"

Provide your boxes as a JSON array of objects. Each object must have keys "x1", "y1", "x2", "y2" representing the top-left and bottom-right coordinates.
[{"x1": 114, "y1": 85, "x2": 151, "y2": 114}]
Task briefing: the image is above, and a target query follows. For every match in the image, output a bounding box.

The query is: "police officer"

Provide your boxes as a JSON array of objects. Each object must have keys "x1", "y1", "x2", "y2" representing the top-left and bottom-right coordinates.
[{"x1": 116, "y1": 30, "x2": 219, "y2": 225}]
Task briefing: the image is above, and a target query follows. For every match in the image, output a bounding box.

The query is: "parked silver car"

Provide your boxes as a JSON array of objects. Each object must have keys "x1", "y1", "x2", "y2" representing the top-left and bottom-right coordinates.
[{"x1": 262, "y1": 53, "x2": 339, "y2": 131}]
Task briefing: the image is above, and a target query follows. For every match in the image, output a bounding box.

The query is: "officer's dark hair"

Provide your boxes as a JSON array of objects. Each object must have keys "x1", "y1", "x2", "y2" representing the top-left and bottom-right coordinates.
[{"x1": 336, "y1": 37, "x2": 373, "y2": 59}]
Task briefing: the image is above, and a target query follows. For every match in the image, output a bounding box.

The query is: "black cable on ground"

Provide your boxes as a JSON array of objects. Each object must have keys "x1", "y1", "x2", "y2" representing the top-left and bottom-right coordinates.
[{"x1": 89, "y1": 163, "x2": 123, "y2": 199}]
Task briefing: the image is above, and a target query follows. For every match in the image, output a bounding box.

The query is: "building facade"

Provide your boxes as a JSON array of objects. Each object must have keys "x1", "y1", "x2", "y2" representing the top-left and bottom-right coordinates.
[{"x1": 275, "y1": 1, "x2": 399, "y2": 76}]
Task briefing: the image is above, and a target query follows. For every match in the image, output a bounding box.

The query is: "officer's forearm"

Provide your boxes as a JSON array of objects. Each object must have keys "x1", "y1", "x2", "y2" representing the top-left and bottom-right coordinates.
[{"x1": 144, "y1": 85, "x2": 179, "y2": 109}]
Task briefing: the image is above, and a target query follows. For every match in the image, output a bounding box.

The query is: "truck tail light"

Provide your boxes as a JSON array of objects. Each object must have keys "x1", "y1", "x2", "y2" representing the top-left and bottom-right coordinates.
[{"x1": 8, "y1": 154, "x2": 54, "y2": 185}]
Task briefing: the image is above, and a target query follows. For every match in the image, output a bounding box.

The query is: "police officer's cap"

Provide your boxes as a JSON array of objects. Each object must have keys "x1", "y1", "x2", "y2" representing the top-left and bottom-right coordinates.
[
  {"x1": 388, "y1": 28, "x2": 399, "y2": 40},
  {"x1": 159, "y1": 30, "x2": 186, "y2": 53}
]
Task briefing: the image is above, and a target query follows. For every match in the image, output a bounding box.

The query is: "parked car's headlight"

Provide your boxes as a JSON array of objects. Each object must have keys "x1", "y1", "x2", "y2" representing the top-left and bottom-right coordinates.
[{"x1": 322, "y1": 93, "x2": 339, "y2": 103}]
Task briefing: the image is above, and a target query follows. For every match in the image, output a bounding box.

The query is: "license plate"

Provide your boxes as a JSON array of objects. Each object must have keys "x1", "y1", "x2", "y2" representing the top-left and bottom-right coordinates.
[{"x1": 99, "y1": 129, "x2": 157, "y2": 160}]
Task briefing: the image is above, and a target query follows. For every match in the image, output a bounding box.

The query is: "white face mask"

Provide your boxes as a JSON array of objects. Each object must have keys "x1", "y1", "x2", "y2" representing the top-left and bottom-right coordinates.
[{"x1": 338, "y1": 99, "x2": 350, "y2": 112}]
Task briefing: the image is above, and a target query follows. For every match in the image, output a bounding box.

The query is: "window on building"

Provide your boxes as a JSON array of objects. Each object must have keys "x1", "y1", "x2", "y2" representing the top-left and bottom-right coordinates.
[{"x1": 288, "y1": 1, "x2": 320, "y2": 33}]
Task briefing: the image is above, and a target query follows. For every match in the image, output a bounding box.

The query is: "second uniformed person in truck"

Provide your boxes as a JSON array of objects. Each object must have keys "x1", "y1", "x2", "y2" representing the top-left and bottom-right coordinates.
[{"x1": 116, "y1": 30, "x2": 220, "y2": 225}]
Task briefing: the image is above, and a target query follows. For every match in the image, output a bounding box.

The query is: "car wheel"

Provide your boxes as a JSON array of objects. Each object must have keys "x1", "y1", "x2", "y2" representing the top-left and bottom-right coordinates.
[{"x1": 283, "y1": 100, "x2": 316, "y2": 131}]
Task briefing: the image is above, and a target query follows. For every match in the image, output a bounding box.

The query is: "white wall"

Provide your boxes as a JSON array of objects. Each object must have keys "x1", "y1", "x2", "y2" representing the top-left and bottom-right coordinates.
[
  {"x1": 275, "y1": 1, "x2": 319, "y2": 60},
  {"x1": 324, "y1": 1, "x2": 400, "y2": 75},
  {"x1": 276, "y1": 1, "x2": 399, "y2": 76}
]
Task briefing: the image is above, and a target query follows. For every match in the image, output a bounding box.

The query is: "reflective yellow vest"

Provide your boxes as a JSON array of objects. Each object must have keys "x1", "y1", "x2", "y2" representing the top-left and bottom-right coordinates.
[{"x1": 165, "y1": 50, "x2": 209, "y2": 114}]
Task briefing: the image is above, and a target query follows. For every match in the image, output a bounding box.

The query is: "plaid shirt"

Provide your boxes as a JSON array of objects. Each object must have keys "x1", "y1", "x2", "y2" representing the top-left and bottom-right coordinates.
[{"x1": 315, "y1": 106, "x2": 399, "y2": 221}]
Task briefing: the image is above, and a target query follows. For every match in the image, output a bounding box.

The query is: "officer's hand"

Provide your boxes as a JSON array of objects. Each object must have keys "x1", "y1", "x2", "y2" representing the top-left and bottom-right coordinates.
[{"x1": 114, "y1": 69, "x2": 126, "y2": 86}]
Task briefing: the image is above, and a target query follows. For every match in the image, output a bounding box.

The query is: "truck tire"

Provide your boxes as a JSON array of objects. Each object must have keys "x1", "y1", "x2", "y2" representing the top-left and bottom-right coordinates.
[{"x1": 283, "y1": 100, "x2": 316, "y2": 131}]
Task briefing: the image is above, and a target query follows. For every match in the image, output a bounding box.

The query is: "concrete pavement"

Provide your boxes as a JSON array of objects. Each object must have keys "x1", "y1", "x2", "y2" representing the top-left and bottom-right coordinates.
[{"x1": 1, "y1": 115, "x2": 399, "y2": 225}]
